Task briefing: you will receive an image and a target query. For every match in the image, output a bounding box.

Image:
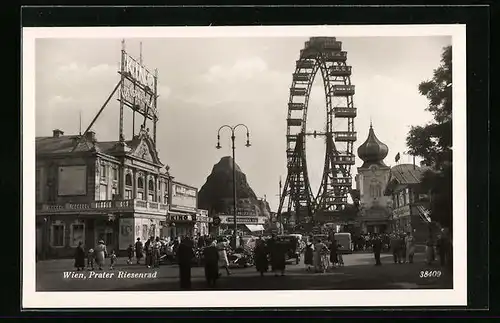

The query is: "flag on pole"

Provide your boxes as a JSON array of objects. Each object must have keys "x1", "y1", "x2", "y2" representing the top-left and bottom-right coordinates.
[{"x1": 395, "y1": 152, "x2": 401, "y2": 163}]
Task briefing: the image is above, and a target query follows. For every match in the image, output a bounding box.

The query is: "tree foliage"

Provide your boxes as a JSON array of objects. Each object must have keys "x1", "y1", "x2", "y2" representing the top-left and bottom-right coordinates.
[{"x1": 406, "y1": 45, "x2": 453, "y2": 230}]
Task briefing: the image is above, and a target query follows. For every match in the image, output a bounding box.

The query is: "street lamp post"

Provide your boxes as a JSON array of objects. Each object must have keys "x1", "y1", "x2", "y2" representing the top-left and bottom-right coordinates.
[{"x1": 216, "y1": 124, "x2": 251, "y2": 249}]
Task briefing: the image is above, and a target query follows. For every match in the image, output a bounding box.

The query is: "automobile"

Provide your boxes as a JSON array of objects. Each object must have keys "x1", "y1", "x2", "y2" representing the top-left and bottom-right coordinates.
[
  {"x1": 333, "y1": 232, "x2": 353, "y2": 254},
  {"x1": 277, "y1": 235, "x2": 301, "y2": 264}
]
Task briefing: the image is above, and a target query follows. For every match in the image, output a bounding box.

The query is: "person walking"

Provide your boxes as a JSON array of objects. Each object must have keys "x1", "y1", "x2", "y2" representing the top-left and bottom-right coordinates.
[
  {"x1": 426, "y1": 236, "x2": 436, "y2": 265},
  {"x1": 94, "y1": 240, "x2": 107, "y2": 270},
  {"x1": 152, "y1": 237, "x2": 162, "y2": 268},
  {"x1": 177, "y1": 237, "x2": 194, "y2": 289},
  {"x1": 372, "y1": 235, "x2": 383, "y2": 266},
  {"x1": 269, "y1": 238, "x2": 286, "y2": 276},
  {"x1": 405, "y1": 232, "x2": 416, "y2": 264},
  {"x1": 254, "y1": 238, "x2": 269, "y2": 277},
  {"x1": 134, "y1": 238, "x2": 144, "y2": 265},
  {"x1": 313, "y1": 238, "x2": 329, "y2": 273},
  {"x1": 329, "y1": 239, "x2": 339, "y2": 269},
  {"x1": 203, "y1": 239, "x2": 219, "y2": 287},
  {"x1": 217, "y1": 238, "x2": 231, "y2": 276},
  {"x1": 74, "y1": 241, "x2": 86, "y2": 271},
  {"x1": 390, "y1": 234, "x2": 400, "y2": 264},
  {"x1": 304, "y1": 237, "x2": 314, "y2": 272}
]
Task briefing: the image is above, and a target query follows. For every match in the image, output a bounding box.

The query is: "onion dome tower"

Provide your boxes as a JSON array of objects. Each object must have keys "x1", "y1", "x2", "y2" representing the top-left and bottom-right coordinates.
[{"x1": 357, "y1": 122, "x2": 389, "y2": 168}]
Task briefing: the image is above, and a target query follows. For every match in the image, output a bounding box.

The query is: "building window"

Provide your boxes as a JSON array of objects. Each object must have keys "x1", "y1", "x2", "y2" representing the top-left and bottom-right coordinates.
[
  {"x1": 125, "y1": 189, "x2": 132, "y2": 199},
  {"x1": 100, "y1": 184, "x2": 108, "y2": 200},
  {"x1": 125, "y1": 173, "x2": 132, "y2": 186},
  {"x1": 112, "y1": 187, "x2": 117, "y2": 199},
  {"x1": 51, "y1": 223, "x2": 65, "y2": 247},
  {"x1": 142, "y1": 225, "x2": 148, "y2": 240},
  {"x1": 70, "y1": 223, "x2": 85, "y2": 247},
  {"x1": 113, "y1": 168, "x2": 118, "y2": 181},
  {"x1": 137, "y1": 191, "x2": 144, "y2": 200},
  {"x1": 148, "y1": 180, "x2": 155, "y2": 202},
  {"x1": 100, "y1": 165, "x2": 107, "y2": 179},
  {"x1": 164, "y1": 193, "x2": 169, "y2": 204},
  {"x1": 138, "y1": 177, "x2": 144, "y2": 189}
]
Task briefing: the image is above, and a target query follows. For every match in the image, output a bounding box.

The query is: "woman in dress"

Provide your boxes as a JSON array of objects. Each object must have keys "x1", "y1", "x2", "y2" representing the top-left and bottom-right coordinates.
[
  {"x1": 74, "y1": 241, "x2": 86, "y2": 271},
  {"x1": 94, "y1": 240, "x2": 107, "y2": 270},
  {"x1": 425, "y1": 236, "x2": 435, "y2": 265},
  {"x1": 329, "y1": 239, "x2": 339, "y2": 269},
  {"x1": 303, "y1": 237, "x2": 314, "y2": 272},
  {"x1": 405, "y1": 232, "x2": 416, "y2": 264},
  {"x1": 254, "y1": 238, "x2": 269, "y2": 277},
  {"x1": 217, "y1": 238, "x2": 231, "y2": 276},
  {"x1": 313, "y1": 238, "x2": 329, "y2": 273}
]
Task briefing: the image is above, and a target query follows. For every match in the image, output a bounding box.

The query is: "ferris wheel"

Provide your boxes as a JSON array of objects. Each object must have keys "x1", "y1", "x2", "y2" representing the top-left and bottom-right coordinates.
[{"x1": 278, "y1": 37, "x2": 357, "y2": 225}]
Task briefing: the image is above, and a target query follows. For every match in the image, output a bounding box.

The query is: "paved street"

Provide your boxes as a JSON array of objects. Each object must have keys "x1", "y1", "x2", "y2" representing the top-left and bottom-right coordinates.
[{"x1": 36, "y1": 251, "x2": 453, "y2": 291}]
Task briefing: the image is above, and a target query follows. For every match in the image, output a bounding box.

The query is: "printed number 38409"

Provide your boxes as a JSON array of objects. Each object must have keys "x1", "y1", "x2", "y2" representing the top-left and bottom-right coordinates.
[{"x1": 420, "y1": 270, "x2": 442, "y2": 278}]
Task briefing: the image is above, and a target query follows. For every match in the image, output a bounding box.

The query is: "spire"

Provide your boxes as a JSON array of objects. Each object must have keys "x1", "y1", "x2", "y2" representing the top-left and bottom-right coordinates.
[{"x1": 357, "y1": 123, "x2": 389, "y2": 168}]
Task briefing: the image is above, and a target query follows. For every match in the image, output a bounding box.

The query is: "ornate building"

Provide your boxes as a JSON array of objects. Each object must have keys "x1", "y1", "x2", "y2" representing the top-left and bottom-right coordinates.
[
  {"x1": 35, "y1": 127, "x2": 207, "y2": 259},
  {"x1": 355, "y1": 123, "x2": 392, "y2": 233}
]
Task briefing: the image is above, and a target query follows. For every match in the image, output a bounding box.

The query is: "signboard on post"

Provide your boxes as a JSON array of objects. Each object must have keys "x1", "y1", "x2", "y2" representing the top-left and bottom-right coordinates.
[{"x1": 119, "y1": 51, "x2": 158, "y2": 120}]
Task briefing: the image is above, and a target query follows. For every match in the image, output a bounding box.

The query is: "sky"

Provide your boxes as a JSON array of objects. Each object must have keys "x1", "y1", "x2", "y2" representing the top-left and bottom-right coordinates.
[{"x1": 35, "y1": 35, "x2": 451, "y2": 211}]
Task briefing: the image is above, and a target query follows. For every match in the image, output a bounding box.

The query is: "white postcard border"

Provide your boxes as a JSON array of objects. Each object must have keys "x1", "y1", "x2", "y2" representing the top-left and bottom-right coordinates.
[{"x1": 22, "y1": 25, "x2": 467, "y2": 308}]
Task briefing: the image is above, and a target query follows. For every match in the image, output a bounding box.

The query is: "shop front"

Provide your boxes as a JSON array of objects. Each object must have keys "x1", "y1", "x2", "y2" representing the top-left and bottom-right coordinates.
[{"x1": 166, "y1": 205, "x2": 196, "y2": 238}]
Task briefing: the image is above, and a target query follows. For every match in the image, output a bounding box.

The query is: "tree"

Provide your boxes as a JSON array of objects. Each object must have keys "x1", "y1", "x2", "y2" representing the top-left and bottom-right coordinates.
[{"x1": 406, "y1": 45, "x2": 452, "y2": 231}]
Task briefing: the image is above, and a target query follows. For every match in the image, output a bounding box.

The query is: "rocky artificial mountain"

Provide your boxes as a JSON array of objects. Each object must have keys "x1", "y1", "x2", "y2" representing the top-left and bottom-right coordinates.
[{"x1": 198, "y1": 156, "x2": 271, "y2": 218}]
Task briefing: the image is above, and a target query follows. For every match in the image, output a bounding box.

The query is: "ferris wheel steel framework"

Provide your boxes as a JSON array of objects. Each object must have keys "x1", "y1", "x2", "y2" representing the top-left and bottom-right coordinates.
[{"x1": 277, "y1": 37, "x2": 358, "y2": 228}]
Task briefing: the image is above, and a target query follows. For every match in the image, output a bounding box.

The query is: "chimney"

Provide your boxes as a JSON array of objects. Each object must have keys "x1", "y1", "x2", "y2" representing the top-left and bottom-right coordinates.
[
  {"x1": 85, "y1": 130, "x2": 96, "y2": 142},
  {"x1": 52, "y1": 129, "x2": 64, "y2": 138}
]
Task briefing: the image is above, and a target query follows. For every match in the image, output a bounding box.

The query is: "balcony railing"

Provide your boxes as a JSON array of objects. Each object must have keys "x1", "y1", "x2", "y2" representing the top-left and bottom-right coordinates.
[{"x1": 38, "y1": 199, "x2": 168, "y2": 215}]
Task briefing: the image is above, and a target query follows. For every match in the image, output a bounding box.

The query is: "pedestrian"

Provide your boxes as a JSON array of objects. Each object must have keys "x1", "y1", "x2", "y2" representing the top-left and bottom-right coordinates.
[
  {"x1": 398, "y1": 234, "x2": 406, "y2": 264},
  {"x1": 390, "y1": 234, "x2": 400, "y2": 264},
  {"x1": 217, "y1": 238, "x2": 231, "y2": 276},
  {"x1": 109, "y1": 250, "x2": 117, "y2": 270},
  {"x1": 94, "y1": 240, "x2": 107, "y2": 270},
  {"x1": 304, "y1": 237, "x2": 314, "y2": 271},
  {"x1": 74, "y1": 241, "x2": 86, "y2": 271},
  {"x1": 203, "y1": 239, "x2": 219, "y2": 287},
  {"x1": 436, "y1": 232, "x2": 449, "y2": 267},
  {"x1": 314, "y1": 238, "x2": 329, "y2": 273},
  {"x1": 135, "y1": 238, "x2": 144, "y2": 264},
  {"x1": 87, "y1": 248, "x2": 95, "y2": 271},
  {"x1": 177, "y1": 237, "x2": 194, "y2": 289},
  {"x1": 153, "y1": 237, "x2": 162, "y2": 268},
  {"x1": 254, "y1": 238, "x2": 269, "y2": 277},
  {"x1": 372, "y1": 235, "x2": 383, "y2": 266},
  {"x1": 144, "y1": 237, "x2": 153, "y2": 268},
  {"x1": 425, "y1": 236, "x2": 435, "y2": 265},
  {"x1": 270, "y1": 238, "x2": 286, "y2": 276},
  {"x1": 126, "y1": 244, "x2": 134, "y2": 265},
  {"x1": 405, "y1": 232, "x2": 416, "y2": 263},
  {"x1": 329, "y1": 239, "x2": 338, "y2": 269}
]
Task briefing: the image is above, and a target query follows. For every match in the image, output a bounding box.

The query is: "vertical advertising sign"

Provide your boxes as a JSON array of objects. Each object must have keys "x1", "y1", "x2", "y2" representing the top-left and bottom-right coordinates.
[
  {"x1": 119, "y1": 50, "x2": 158, "y2": 120},
  {"x1": 119, "y1": 218, "x2": 134, "y2": 250}
]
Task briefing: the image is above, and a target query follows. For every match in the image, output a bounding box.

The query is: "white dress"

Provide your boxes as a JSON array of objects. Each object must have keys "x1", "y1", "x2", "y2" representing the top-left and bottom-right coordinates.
[{"x1": 217, "y1": 242, "x2": 229, "y2": 267}]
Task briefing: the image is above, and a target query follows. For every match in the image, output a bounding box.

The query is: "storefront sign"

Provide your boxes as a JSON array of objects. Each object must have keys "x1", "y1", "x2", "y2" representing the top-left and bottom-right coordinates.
[
  {"x1": 167, "y1": 213, "x2": 193, "y2": 222},
  {"x1": 393, "y1": 205, "x2": 411, "y2": 219},
  {"x1": 119, "y1": 218, "x2": 134, "y2": 250},
  {"x1": 170, "y1": 205, "x2": 197, "y2": 212}
]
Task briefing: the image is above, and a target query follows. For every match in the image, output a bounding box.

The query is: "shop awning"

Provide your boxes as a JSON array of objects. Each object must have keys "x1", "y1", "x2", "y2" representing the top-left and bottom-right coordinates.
[{"x1": 245, "y1": 224, "x2": 265, "y2": 232}]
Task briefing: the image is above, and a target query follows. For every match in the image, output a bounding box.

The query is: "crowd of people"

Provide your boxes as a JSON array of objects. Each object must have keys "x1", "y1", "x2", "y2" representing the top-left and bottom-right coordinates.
[{"x1": 72, "y1": 229, "x2": 453, "y2": 289}]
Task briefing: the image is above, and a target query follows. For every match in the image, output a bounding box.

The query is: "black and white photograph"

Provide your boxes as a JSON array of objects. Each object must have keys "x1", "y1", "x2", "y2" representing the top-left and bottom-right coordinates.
[{"x1": 22, "y1": 25, "x2": 467, "y2": 308}]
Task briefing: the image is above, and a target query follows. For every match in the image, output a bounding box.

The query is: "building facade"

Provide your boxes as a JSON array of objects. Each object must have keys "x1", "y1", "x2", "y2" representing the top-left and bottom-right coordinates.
[
  {"x1": 36, "y1": 128, "x2": 208, "y2": 258},
  {"x1": 355, "y1": 124, "x2": 392, "y2": 234},
  {"x1": 166, "y1": 181, "x2": 210, "y2": 238},
  {"x1": 384, "y1": 164, "x2": 435, "y2": 243}
]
